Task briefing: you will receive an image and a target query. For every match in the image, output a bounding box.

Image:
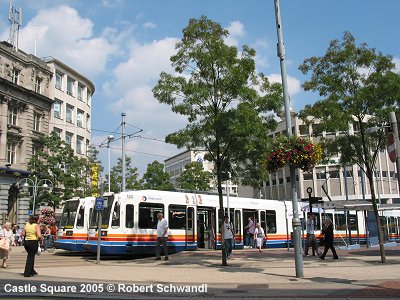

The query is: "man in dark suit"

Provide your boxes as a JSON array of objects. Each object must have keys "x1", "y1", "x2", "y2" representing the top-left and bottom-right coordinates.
[{"x1": 319, "y1": 218, "x2": 338, "y2": 260}]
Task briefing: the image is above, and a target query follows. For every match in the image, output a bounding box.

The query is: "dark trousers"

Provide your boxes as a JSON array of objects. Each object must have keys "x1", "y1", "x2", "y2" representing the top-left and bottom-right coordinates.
[
  {"x1": 155, "y1": 237, "x2": 168, "y2": 258},
  {"x1": 305, "y1": 234, "x2": 320, "y2": 256},
  {"x1": 24, "y1": 240, "x2": 38, "y2": 276},
  {"x1": 224, "y1": 238, "x2": 233, "y2": 256},
  {"x1": 320, "y1": 242, "x2": 338, "y2": 259}
]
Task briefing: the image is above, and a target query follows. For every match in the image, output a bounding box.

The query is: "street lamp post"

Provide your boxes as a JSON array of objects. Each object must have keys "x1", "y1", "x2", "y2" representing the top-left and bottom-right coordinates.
[{"x1": 17, "y1": 176, "x2": 53, "y2": 215}]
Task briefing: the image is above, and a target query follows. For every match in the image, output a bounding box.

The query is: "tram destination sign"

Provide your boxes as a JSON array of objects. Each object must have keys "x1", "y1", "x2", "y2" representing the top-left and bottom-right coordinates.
[{"x1": 95, "y1": 198, "x2": 104, "y2": 210}]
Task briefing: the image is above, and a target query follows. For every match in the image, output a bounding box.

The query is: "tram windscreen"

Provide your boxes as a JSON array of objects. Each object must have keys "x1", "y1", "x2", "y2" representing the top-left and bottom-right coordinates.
[
  {"x1": 89, "y1": 195, "x2": 114, "y2": 229},
  {"x1": 59, "y1": 200, "x2": 79, "y2": 229}
]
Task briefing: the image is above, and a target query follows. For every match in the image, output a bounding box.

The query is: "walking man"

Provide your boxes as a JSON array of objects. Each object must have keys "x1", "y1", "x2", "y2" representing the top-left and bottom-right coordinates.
[
  {"x1": 244, "y1": 217, "x2": 255, "y2": 248},
  {"x1": 319, "y1": 217, "x2": 338, "y2": 260},
  {"x1": 304, "y1": 214, "x2": 321, "y2": 256},
  {"x1": 155, "y1": 212, "x2": 169, "y2": 261}
]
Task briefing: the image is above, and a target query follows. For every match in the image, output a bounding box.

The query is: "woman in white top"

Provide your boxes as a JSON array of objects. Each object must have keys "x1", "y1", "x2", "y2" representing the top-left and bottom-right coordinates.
[
  {"x1": 253, "y1": 223, "x2": 265, "y2": 253},
  {"x1": 1, "y1": 222, "x2": 13, "y2": 268}
]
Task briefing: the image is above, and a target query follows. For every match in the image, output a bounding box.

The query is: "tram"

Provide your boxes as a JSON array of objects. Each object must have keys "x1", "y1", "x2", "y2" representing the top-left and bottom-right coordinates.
[
  {"x1": 55, "y1": 197, "x2": 95, "y2": 251},
  {"x1": 54, "y1": 190, "x2": 400, "y2": 255}
]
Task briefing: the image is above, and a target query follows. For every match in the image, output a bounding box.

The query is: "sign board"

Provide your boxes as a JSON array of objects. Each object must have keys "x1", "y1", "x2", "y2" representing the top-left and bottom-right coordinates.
[
  {"x1": 95, "y1": 198, "x2": 104, "y2": 210},
  {"x1": 387, "y1": 132, "x2": 396, "y2": 163},
  {"x1": 27, "y1": 210, "x2": 33, "y2": 215}
]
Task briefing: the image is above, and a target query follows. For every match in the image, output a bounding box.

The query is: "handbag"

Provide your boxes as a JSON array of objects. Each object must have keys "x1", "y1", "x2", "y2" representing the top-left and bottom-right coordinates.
[
  {"x1": 0, "y1": 238, "x2": 9, "y2": 251},
  {"x1": 36, "y1": 243, "x2": 42, "y2": 256}
]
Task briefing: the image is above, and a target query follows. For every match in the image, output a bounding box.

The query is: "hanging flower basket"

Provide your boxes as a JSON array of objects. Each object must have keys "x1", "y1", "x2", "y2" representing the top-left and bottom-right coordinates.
[
  {"x1": 39, "y1": 207, "x2": 56, "y2": 225},
  {"x1": 267, "y1": 136, "x2": 322, "y2": 173}
]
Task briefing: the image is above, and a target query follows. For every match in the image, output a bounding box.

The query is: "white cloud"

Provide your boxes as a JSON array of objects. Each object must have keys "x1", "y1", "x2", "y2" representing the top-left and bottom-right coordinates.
[
  {"x1": 5, "y1": 5, "x2": 119, "y2": 77},
  {"x1": 267, "y1": 73, "x2": 301, "y2": 95},
  {"x1": 143, "y1": 22, "x2": 157, "y2": 29},
  {"x1": 225, "y1": 20, "x2": 245, "y2": 47},
  {"x1": 101, "y1": 37, "x2": 186, "y2": 174}
]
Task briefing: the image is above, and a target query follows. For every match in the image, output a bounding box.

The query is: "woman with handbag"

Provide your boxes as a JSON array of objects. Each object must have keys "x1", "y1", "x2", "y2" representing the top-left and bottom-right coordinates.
[
  {"x1": 0, "y1": 222, "x2": 13, "y2": 268},
  {"x1": 253, "y1": 223, "x2": 266, "y2": 253},
  {"x1": 22, "y1": 215, "x2": 43, "y2": 277}
]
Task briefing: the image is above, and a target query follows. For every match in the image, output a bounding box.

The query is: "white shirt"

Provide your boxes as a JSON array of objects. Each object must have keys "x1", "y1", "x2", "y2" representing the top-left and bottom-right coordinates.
[
  {"x1": 306, "y1": 219, "x2": 315, "y2": 234},
  {"x1": 254, "y1": 227, "x2": 265, "y2": 238},
  {"x1": 223, "y1": 222, "x2": 234, "y2": 240},
  {"x1": 157, "y1": 218, "x2": 168, "y2": 237}
]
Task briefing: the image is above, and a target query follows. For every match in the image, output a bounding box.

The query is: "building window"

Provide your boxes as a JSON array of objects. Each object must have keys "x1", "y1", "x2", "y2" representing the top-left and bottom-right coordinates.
[
  {"x1": 66, "y1": 105, "x2": 73, "y2": 123},
  {"x1": 76, "y1": 135, "x2": 84, "y2": 154},
  {"x1": 35, "y1": 77, "x2": 42, "y2": 93},
  {"x1": 77, "y1": 84, "x2": 84, "y2": 101},
  {"x1": 53, "y1": 127, "x2": 62, "y2": 137},
  {"x1": 33, "y1": 112, "x2": 41, "y2": 131},
  {"x1": 139, "y1": 203, "x2": 164, "y2": 229},
  {"x1": 86, "y1": 139, "x2": 90, "y2": 155},
  {"x1": 303, "y1": 173, "x2": 313, "y2": 180},
  {"x1": 65, "y1": 132, "x2": 73, "y2": 147},
  {"x1": 12, "y1": 68, "x2": 20, "y2": 84},
  {"x1": 77, "y1": 110, "x2": 84, "y2": 127},
  {"x1": 7, "y1": 140, "x2": 17, "y2": 164},
  {"x1": 55, "y1": 72, "x2": 63, "y2": 90},
  {"x1": 87, "y1": 90, "x2": 91, "y2": 105},
  {"x1": 67, "y1": 77, "x2": 74, "y2": 96},
  {"x1": 7, "y1": 106, "x2": 18, "y2": 126},
  {"x1": 86, "y1": 114, "x2": 90, "y2": 130},
  {"x1": 53, "y1": 100, "x2": 62, "y2": 119}
]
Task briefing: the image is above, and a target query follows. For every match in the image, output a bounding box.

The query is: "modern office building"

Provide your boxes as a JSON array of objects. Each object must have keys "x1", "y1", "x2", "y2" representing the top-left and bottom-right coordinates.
[
  {"x1": 165, "y1": 150, "x2": 238, "y2": 195},
  {"x1": 241, "y1": 113, "x2": 400, "y2": 204}
]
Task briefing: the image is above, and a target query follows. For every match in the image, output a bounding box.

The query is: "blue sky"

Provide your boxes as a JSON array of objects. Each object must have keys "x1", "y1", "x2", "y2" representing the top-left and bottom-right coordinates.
[{"x1": 1, "y1": 0, "x2": 399, "y2": 176}]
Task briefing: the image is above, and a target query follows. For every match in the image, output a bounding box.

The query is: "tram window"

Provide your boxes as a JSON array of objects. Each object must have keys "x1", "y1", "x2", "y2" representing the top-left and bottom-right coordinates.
[
  {"x1": 260, "y1": 211, "x2": 266, "y2": 233},
  {"x1": 334, "y1": 214, "x2": 346, "y2": 230},
  {"x1": 111, "y1": 202, "x2": 121, "y2": 228},
  {"x1": 169, "y1": 205, "x2": 186, "y2": 230},
  {"x1": 76, "y1": 205, "x2": 85, "y2": 228},
  {"x1": 234, "y1": 210, "x2": 241, "y2": 235},
  {"x1": 266, "y1": 210, "x2": 276, "y2": 233},
  {"x1": 139, "y1": 203, "x2": 164, "y2": 229},
  {"x1": 349, "y1": 214, "x2": 358, "y2": 231},
  {"x1": 125, "y1": 204, "x2": 134, "y2": 228},
  {"x1": 187, "y1": 207, "x2": 194, "y2": 230}
]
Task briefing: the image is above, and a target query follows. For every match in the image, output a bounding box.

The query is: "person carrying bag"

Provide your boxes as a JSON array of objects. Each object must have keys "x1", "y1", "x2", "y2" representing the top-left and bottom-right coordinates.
[
  {"x1": 22, "y1": 215, "x2": 43, "y2": 277},
  {"x1": 0, "y1": 222, "x2": 13, "y2": 268}
]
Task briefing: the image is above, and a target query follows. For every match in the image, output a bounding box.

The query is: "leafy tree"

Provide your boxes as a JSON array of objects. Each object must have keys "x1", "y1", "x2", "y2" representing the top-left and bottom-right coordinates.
[
  {"x1": 153, "y1": 16, "x2": 282, "y2": 265},
  {"x1": 106, "y1": 156, "x2": 142, "y2": 192},
  {"x1": 177, "y1": 162, "x2": 212, "y2": 191},
  {"x1": 142, "y1": 161, "x2": 174, "y2": 191},
  {"x1": 28, "y1": 132, "x2": 88, "y2": 208},
  {"x1": 299, "y1": 31, "x2": 400, "y2": 263}
]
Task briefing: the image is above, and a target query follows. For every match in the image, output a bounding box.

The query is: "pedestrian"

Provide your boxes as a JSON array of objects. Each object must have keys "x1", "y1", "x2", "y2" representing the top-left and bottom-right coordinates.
[
  {"x1": 43, "y1": 225, "x2": 51, "y2": 251},
  {"x1": 304, "y1": 214, "x2": 322, "y2": 256},
  {"x1": 50, "y1": 224, "x2": 58, "y2": 248},
  {"x1": 22, "y1": 215, "x2": 43, "y2": 277},
  {"x1": 319, "y1": 217, "x2": 338, "y2": 260},
  {"x1": 222, "y1": 215, "x2": 234, "y2": 259},
  {"x1": 0, "y1": 222, "x2": 13, "y2": 268},
  {"x1": 155, "y1": 212, "x2": 169, "y2": 261},
  {"x1": 16, "y1": 226, "x2": 23, "y2": 246},
  {"x1": 253, "y1": 223, "x2": 266, "y2": 253},
  {"x1": 244, "y1": 217, "x2": 255, "y2": 248}
]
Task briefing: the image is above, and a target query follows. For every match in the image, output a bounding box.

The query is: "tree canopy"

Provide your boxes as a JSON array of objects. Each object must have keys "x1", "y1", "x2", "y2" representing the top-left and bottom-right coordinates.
[
  {"x1": 299, "y1": 31, "x2": 400, "y2": 263},
  {"x1": 142, "y1": 161, "x2": 173, "y2": 191},
  {"x1": 106, "y1": 156, "x2": 142, "y2": 193},
  {"x1": 177, "y1": 162, "x2": 211, "y2": 191}
]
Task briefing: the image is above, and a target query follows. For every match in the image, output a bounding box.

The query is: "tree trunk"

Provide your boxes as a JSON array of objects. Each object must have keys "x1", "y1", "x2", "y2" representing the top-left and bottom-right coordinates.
[
  {"x1": 366, "y1": 167, "x2": 386, "y2": 263},
  {"x1": 217, "y1": 165, "x2": 228, "y2": 266}
]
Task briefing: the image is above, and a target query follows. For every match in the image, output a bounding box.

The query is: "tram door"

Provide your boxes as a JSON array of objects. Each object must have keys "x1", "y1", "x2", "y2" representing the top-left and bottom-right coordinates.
[
  {"x1": 197, "y1": 208, "x2": 216, "y2": 249},
  {"x1": 186, "y1": 207, "x2": 196, "y2": 250},
  {"x1": 259, "y1": 210, "x2": 267, "y2": 234}
]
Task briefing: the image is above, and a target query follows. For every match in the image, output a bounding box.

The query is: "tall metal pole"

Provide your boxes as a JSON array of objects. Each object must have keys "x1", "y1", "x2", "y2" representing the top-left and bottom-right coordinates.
[
  {"x1": 107, "y1": 135, "x2": 113, "y2": 193},
  {"x1": 274, "y1": 0, "x2": 303, "y2": 278},
  {"x1": 121, "y1": 113, "x2": 126, "y2": 192},
  {"x1": 33, "y1": 177, "x2": 37, "y2": 215},
  {"x1": 389, "y1": 112, "x2": 400, "y2": 194},
  {"x1": 96, "y1": 181, "x2": 104, "y2": 264}
]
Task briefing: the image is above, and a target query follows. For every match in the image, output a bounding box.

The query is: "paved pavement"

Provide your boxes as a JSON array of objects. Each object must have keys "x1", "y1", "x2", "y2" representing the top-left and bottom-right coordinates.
[{"x1": 0, "y1": 244, "x2": 399, "y2": 299}]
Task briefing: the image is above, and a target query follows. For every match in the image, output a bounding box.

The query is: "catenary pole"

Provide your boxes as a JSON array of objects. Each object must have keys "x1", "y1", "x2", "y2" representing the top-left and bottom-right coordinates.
[
  {"x1": 121, "y1": 113, "x2": 126, "y2": 192},
  {"x1": 274, "y1": 0, "x2": 304, "y2": 277}
]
